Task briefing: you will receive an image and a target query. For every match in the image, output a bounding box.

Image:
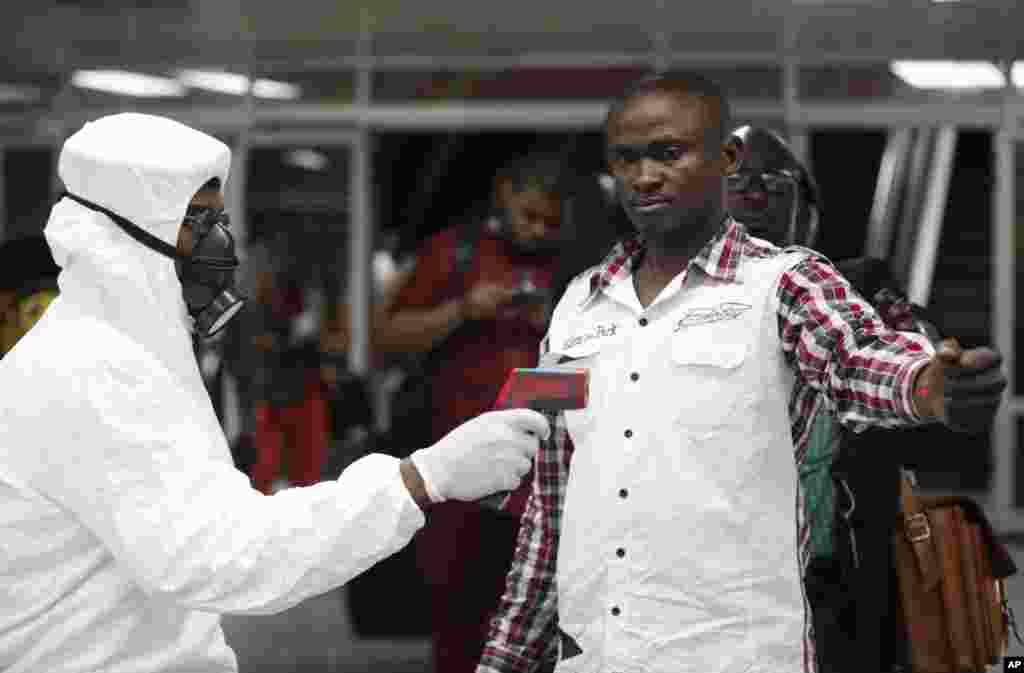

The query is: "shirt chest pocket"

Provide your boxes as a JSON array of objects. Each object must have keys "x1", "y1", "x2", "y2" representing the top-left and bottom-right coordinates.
[
  {"x1": 543, "y1": 340, "x2": 605, "y2": 440},
  {"x1": 669, "y1": 330, "x2": 752, "y2": 429}
]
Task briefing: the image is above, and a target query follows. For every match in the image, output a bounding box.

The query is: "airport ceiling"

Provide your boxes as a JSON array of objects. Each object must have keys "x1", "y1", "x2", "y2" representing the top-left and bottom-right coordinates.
[{"x1": 0, "y1": 0, "x2": 1022, "y2": 108}]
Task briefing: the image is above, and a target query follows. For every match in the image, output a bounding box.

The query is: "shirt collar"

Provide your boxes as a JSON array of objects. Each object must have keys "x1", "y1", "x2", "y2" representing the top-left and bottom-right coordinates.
[{"x1": 580, "y1": 217, "x2": 748, "y2": 310}]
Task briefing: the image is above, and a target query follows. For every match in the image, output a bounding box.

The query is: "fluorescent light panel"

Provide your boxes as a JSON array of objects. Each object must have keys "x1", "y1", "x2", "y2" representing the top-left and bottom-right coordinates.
[
  {"x1": 890, "y1": 61, "x2": 1005, "y2": 90},
  {"x1": 176, "y1": 70, "x2": 301, "y2": 99},
  {"x1": 1009, "y1": 63, "x2": 1024, "y2": 88},
  {"x1": 72, "y1": 70, "x2": 186, "y2": 97},
  {"x1": 283, "y1": 149, "x2": 329, "y2": 172}
]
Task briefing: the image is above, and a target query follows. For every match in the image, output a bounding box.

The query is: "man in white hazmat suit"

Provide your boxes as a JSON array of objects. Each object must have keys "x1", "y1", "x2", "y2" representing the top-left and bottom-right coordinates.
[{"x1": 0, "y1": 112, "x2": 548, "y2": 673}]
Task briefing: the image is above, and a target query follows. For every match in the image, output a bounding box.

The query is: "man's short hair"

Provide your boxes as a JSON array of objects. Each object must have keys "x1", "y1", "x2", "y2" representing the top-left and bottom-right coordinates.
[
  {"x1": 495, "y1": 152, "x2": 567, "y2": 197},
  {"x1": 605, "y1": 72, "x2": 732, "y2": 153}
]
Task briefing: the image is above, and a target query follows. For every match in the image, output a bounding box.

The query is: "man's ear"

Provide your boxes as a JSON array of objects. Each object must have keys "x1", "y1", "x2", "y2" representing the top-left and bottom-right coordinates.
[
  {"x1": 493, "y1": 175, "x2": 513, "y2": 209},
  {"x1": 721, "y1": 139, "x2": 742, "y2": 176}
]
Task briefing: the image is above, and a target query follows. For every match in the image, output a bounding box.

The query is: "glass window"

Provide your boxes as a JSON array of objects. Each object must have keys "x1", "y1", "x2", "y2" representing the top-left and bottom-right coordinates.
[
  {"x1": 808, "y1": 129, "x2": 993, "y2": 491},
  {"x1": 930, "y1": 131, "x2": 993, "y2": 349},
  {"x1": 809, "y1": 129, "x2": 889, "y2": 260}
]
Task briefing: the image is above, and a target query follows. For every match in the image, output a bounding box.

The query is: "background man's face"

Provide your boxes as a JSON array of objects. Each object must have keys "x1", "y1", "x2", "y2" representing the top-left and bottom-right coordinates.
[
  {"x1": 498, "y1": 185, "x2": 562, "y2": 252},
  {"x1": 606, "y1": 92, "x2": 730, "y2": 243},
  {"x1": 724, "y1": 146, "x2": 799, "y2": 245}
]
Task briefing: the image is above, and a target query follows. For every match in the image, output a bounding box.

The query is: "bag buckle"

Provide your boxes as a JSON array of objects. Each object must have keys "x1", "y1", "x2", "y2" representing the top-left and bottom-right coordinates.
[{"x1": 906, "y1": 512, "x2": 931, "y2": 543}]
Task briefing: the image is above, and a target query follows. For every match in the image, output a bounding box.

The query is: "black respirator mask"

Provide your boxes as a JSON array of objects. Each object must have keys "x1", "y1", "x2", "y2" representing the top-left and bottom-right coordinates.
[{"x1": 62, "y1": 192, "x2": 246, "y2": 338}]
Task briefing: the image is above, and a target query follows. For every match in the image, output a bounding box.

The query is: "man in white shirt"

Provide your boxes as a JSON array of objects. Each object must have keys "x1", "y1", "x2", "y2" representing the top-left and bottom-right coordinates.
[{"x1": 479, "y1": 73, "x2": 1005, "y2": 673}]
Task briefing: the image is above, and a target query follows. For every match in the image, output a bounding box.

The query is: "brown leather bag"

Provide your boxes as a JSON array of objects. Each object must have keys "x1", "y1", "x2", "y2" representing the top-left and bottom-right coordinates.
[{"x1": 893, "y1": 472, "x2": 1013, "y2": 672}]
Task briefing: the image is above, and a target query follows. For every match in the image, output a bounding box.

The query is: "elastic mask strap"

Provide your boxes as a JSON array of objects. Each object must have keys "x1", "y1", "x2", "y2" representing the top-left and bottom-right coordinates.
[{"x1": 62, "y1": 191, "x2": 182, "y2": 262}]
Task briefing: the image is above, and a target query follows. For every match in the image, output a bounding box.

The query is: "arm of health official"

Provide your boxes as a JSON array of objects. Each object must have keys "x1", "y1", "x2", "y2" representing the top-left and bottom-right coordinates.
[
  {"x1": 33, "y1": 357, "x2": 545, "y2": 617},
  {"x1": 778, "y1": 256, "x2": 1006, "y2": 433},
  {"x1": 477, "y1": 413, "x2": 568, "y2": 673}
]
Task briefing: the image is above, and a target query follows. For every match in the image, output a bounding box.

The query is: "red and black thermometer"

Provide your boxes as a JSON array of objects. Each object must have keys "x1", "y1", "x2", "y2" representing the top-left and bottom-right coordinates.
[
  {"x1": 493, "y1": 366, "x2": 589, "y2": 413},
  {"x1": 480, "y1": 367, "x2": 589, "y2": 510}
]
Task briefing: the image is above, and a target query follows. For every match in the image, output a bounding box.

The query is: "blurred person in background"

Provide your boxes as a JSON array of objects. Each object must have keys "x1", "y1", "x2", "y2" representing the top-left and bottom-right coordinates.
[
  {"x1": 478, "y1": 74, "x2": 1006, "y2": 673},
  {"x1": 225, "y1": 233, "x2": 331, "y2": 494},
  {"x1": 317, "y1": 241, "x2": 418, "y2": 476},
  {"x1": 220, "y1": 239, "x2": 278, "y2": 476},
  {"x1": 723, "y1": 125, "x2": 965, "y2": 673},
  {"x1": 499, "y1": 167, "x2": 634, "y2": 520},
  {"x1": 0, "y1": 112, "x2": 550, "y2": 673},
  {"x1": 381, "y1": 151, "x2": 569, "y2": 673},
  {"x1": 0, "y1": 235, "x2": 60, "y2": 358}
]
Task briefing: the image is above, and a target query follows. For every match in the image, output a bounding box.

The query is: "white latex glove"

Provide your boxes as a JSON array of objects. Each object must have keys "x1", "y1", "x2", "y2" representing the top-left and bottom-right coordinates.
[{"x1": 409, "y1": 408, "x2": 550, "y2": 503}]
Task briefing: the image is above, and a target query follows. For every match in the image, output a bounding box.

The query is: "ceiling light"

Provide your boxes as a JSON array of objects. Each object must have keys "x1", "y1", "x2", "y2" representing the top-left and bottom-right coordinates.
[
  {"x1": 71, "y1": 70, "x2": 186, "y2": 97},
  {"x1": 251, "y1": 79, "x2": 302, "y2": 100},
  {"x1": 1008, "y1": 62, "x2": 1024, "y2": 88},
  {"x1": 177, "y1": 70, "x2": 249, "y2": 95},
  {"x1": 890, "y1": 61, "x2": 1004, "y2": 90},
  {"x1": 284, "y1": 149, "x2": 329, "y2": 172},
  {"x1": 177, "y1": 70, "x2": 301, "y2": 100}
]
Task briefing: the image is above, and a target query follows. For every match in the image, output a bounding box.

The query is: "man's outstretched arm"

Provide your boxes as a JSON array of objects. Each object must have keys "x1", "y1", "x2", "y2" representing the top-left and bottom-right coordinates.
[{"x1": 778, "y1": 256, "x2": 1005, "y2": 434}]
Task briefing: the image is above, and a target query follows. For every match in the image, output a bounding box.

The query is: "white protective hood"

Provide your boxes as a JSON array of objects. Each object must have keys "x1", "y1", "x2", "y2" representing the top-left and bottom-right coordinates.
[{"x1": 48, "y1": 112, "x2": 231, "y2": 377}]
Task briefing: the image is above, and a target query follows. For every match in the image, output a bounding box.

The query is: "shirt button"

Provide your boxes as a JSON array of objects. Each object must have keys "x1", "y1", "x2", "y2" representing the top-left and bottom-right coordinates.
[
  {"x1": 638, "y1": 317, "x2": 648, "y2": 327},
  {"x1": 624, "y1": 429, "x2": 633, "y2": 438},
  {"x1": 616, "y1": 547, "x2": 626, "y2": 558},
  {"x1": 611, "y1": 606, "x2": 621, "y2": 616},
  {"x1": 630, "y1": 372, "x2": 639, "y2": 382},
  {"x1": 619, "y1": 488, "x2": 628, "y2": 499}
]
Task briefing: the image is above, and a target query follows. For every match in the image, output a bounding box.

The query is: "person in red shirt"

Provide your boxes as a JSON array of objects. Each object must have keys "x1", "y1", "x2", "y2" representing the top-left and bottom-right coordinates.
[{"x1": 384, "y1": 152, "x2": 568, "y2": 673}]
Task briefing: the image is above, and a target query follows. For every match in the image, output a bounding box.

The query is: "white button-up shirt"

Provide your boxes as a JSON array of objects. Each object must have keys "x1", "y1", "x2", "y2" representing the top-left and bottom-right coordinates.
[{"x1": 479, "y1": 221, "x2": 933, "y2": 673}]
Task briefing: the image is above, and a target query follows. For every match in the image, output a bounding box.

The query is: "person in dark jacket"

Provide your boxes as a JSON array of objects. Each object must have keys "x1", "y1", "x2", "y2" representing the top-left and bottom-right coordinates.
[{"x1": 724, "y1": 125, "x2": 947, "y2": 673}]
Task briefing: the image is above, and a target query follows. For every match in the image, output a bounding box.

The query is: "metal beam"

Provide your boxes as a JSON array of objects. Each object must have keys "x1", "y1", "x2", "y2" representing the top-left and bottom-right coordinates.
[
  {"x1": 791, "y1": 101, "x2": 1005, "y2": 129},
  {"x1": 5, "y1": 97, "x2": 1019, "y2": 138},
  {"x1": 906, "y1": 126, "x2": 956, "y2": 306},
  {"x1": 993, "y1": 70, "x2": 1017, "y2": 510},
  {"x1": 865, "y1": 128, "x2": 913, "y2": 260},
  {"x1": 227, "y1": 75, "x2": 256, "y2": 261},
  {"x1": 347, "y1": 9, "x2": 374, "y2": 377},
  {"x1": 780, "y1": 3, "x2": 808, "y2": 165},
  {"x1": 993, "y1": 58, "x2": 1017, "y2": 514},
  {"x1": 48, "y1": 48, "x2": 1024, "y2": 76}
]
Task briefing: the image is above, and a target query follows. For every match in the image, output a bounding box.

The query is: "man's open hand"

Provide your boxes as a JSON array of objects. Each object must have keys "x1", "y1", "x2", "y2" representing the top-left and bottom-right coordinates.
[{"x1": 913, "y1": 338, "x2": 1007, "y2": 433}]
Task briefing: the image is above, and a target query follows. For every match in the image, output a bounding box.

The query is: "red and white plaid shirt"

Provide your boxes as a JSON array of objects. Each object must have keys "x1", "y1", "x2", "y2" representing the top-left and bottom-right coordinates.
[{"x1": 478, "y1": 219, "x2": 934, "y2": 673}]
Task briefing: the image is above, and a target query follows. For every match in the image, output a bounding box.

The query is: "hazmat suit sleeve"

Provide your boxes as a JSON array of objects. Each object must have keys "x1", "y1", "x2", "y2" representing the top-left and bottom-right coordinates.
[{"x1": 32, "y1": 353, "x2": 425, "y2": 616}]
